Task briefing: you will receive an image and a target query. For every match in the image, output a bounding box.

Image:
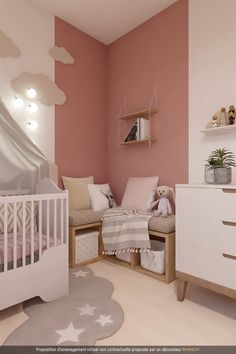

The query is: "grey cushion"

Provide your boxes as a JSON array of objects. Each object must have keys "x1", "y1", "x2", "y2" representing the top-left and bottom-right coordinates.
[
  {"x1": 148, "y1": 214, "x2": 175, "y2": 233},
  {"x1": 69, "y1": 209, "x2": 175, "y2": 233},
  {"x1": 69, "y1": 209, "x2": 105, "y2": 226}
]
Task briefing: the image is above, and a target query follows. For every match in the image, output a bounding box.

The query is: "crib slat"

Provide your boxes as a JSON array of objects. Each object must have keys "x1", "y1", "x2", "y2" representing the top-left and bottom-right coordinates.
[
  {"x1": 61, "y1": 198, "x2": 64, "y2": 244},
  {"x1": 22, "y1": 201, "x2": 26, "y2": 267},
  {"x1": 46, "y1": 200, "x2": 49, "y2": 249},
  {"x1": 54, "y1": 199, "x2": 57, "y2": 246},
  {"x1": 38, "y1": 200, "x2": 42, "y2": 259},
  {"x1": 3, "y1": 203, "x2": 8, "y2": 272},
  {"x1": 13, "y1": 201, "x2": 17, "y2": 269},
  {"x1": 31, "y1": 201, "x2": 34, "y2": 264},
  {"x1": 65, "y1": 192, "x2": 69, "y2": 244}
]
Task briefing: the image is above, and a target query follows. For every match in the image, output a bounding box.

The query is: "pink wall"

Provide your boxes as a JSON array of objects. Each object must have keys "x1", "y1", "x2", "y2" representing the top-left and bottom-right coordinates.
[
  {"x1": 55, "y1": 1, "x2": 188, "y2": 201},
  {"x1": 106, "y1": 0, "x2": 188, "y2": 203},
  {"x1": 55, "y1": 18, "x2": 107, "y2": 185}
]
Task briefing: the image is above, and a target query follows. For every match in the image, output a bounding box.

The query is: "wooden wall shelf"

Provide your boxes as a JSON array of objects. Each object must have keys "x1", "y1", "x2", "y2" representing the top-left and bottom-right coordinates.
[
  {"x1": 118, "y1": 109, "x2": 157, "y2": 121},
  {"x1": 120, "y1": 139, "x2": 153, "y2": 146},
  {"x1": 201, "y1": 125, "x2": 236, "y2": 135},
  {"x1": 117, "y1": 87, "x2": 158, "y2": 148}
]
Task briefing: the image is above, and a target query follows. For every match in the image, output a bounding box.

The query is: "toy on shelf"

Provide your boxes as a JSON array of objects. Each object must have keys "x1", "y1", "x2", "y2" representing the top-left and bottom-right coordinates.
[
  {"x1": 219, "y1": 107, "x2": 227, "y2": 126},
  {"x1": 204, "y1": 104, "x2": 236, "y2": 130},
  {"x1": 228, "y1": 105, "x2": 235, "y2": 125},
  {"x1": 211, "y1": 115, "x2": 218, "y2": 127}
]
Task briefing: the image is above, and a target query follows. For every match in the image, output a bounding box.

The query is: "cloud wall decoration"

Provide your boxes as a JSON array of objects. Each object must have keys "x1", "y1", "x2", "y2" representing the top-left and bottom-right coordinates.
[
  {"x1": 0, "y1": 30, "x2": 21, "y2": 58},
  {"x1": 49, "y1": 46, "x2": 74, "y2": 64},
  {"x1": 11, "y1": 73, "x2": 66, "y2": 106}
]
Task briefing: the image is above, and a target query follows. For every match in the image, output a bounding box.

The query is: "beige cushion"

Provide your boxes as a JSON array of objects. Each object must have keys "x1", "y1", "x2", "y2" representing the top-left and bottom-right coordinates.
[
  {"x1": 69, "y1": 209, "x2": 105, "y2": 226},
  {"x1": 121, "y1": 176, "x2": 159, "y2": 211},
  {"x1": 148, "y1": 214, "x2": 175, "y2": 234},
  {"x1": 62, "y1": 176, "x2": 93, "y2": 210}
]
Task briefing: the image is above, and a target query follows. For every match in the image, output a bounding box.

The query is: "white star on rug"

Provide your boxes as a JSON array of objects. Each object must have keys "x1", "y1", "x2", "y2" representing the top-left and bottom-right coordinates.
[
  {"x1": 78, "y1": 304, "x2": 96, "y2": 316},
  {"x1": 73, "y1": 270, "x2": 88, "y2": 278},
  {"x1": 95, "y1": 315, "x2": 113, "y2": 327},
  {"x1": 56, "y1": 323, "x2": 84, "y2": 344}
]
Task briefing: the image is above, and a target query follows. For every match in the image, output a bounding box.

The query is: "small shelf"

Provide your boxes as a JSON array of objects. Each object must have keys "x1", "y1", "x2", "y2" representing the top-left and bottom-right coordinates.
[
  {"x1": 118, "y1": 109, "x2": 157, "y2": 121},
  {"x1": 117, "y1": 88, "x2": 158, "y2": 148},
  {"x1": 201, "y1": 125, "x2": 236, "y2": 135},
  {"x1": 119, "y1": 139, "x2": 152, "y2": 146}
]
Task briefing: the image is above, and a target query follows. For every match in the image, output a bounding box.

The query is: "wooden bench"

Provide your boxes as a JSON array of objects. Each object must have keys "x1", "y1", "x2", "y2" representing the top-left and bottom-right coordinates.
[{"x1": 69, "y1": 221, "x2": 175, "y2": 284}]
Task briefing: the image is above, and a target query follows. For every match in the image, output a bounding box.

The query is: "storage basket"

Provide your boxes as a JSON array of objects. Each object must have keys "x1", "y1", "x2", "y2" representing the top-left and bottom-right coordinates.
[
  {"x1": 141, "y1": 240, "x2": 165, "y2": 274},
  {"x1": 75, "y1": 229, "x2": 99, "y2": 263}
]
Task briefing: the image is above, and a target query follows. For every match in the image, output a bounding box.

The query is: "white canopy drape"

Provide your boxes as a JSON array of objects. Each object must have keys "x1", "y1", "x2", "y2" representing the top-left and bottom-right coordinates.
[{"x1": 0, "y1": 98, "x2": 56, "y2": 192}]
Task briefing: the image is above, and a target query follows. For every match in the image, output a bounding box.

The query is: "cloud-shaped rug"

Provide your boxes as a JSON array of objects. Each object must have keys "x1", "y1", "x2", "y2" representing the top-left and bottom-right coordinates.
[{"x1": 4, "y1": 267, "x2": 124, "y2": 345}]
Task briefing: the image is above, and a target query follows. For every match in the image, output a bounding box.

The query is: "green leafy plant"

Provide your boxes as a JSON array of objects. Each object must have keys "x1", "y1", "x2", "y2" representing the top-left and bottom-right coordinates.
[{"x1": 206, "y1": 148, "x2": 236, "y2": 170}]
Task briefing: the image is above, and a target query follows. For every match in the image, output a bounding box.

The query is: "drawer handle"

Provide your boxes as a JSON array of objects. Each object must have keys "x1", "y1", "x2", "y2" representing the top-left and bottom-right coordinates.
[
  {"x1": 222, "y1": 188, "x2": 236, "y2": 193},
  {"x1": 222, "y1": 221, "x2": 236, "y2": 227},
  {"x1": 222, "y1": 253, "x2": 236, "y2": 261}
]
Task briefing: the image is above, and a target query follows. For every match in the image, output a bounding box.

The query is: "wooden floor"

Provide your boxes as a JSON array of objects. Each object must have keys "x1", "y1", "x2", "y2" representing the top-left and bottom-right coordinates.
[
  {"x1": 92, "y1": 261, "x2": 236, "y2": 346},
  {"x1": 0, "y1": 260, "x2": 236, "y2": 345}
]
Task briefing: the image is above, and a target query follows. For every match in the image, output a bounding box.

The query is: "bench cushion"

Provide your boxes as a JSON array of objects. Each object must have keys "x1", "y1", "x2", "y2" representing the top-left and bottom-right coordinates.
[
  {"x1": 149, "y1": 214, "x2": 175, "y2": 233},
  {"x1": 69, "y1": 209, "x2": 105, "y2": 226},
  {"x1": 69, "y1": 209, "x2": 175, "y2": 233}
]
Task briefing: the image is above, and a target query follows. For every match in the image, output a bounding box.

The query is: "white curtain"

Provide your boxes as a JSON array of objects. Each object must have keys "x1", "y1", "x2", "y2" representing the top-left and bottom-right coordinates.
[{"x1": 0, "y1": 98, "x2": 54, "y2": 192}]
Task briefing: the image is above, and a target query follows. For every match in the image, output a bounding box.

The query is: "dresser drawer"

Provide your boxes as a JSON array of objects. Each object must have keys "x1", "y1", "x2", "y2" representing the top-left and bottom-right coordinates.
[
  {"x1": 176, "y1": 217, "x2": 236, "y2": 254},
  {"x1": 177, "y1": 187, "x2": 236, "y2": 222},
  {"x1": 176, "y1": 188, "x2": 221, "y2": 220},
  {"x1": 176, "y1": 243, "x2": 236, "y2": 290},
  {"x1": 217, "y1": 188, "x2": 236, "y2": 221}
]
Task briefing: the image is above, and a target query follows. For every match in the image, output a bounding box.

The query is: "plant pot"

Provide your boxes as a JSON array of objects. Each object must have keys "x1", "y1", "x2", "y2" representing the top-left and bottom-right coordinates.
[
  {"x1": 205, "y1": 166, "x2": 232, "y2": 184},
  {"x1": 205, "y1": 166, "x2": 214, "y2": 184}
]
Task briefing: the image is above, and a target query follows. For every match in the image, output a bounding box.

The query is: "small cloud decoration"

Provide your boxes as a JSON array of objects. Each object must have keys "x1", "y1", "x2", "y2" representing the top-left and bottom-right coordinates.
[
  {"x1": 49, "y1": 46, "x2": 74, "y2": 64},
  {"x1": 11, "y1": 72, "x2": 66, "y2": 106},
  {"x1": 0, "y1": 30, "x2": 21, "y2": 58}
]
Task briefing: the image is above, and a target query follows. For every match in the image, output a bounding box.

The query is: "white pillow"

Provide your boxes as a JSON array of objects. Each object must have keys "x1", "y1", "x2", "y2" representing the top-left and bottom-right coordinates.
[
  {"x1": 88, "y1": 184, "x2": 117, "y2": 211},
  {"x1": 121, "y1": 176, "x2": 159, "y2": 211}
]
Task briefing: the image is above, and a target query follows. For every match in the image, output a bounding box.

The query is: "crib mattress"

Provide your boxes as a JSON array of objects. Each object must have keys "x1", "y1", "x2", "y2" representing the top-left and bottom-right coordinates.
[{"x1": 0, "y1": 232, "x2": 59, "y2": 272}]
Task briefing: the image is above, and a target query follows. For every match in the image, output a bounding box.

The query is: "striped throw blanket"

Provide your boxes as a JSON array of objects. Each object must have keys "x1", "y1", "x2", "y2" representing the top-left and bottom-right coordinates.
[{"x1": 102, "y1": 208, "x2": 152, "y2": 254}]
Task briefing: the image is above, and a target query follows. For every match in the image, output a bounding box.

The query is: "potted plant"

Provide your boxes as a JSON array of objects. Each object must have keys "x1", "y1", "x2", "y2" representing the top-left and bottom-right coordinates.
[{"x1": 205, "y1": 147, "x2": 236, "y2": 184}]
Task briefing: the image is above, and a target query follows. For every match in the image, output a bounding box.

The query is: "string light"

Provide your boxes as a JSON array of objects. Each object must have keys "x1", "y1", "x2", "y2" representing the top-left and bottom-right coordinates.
[
  {"x1": 11, "y1": 92, "x2": 39, "y2": 130},
  {"x1": 26, "y1": 88, "x2": 37, "y2": 99},
  {"x1": 14, "y1": 96, "x2": 24, "y2": 108},
  {"x1": 27, "y1": 120, "x2": 38, "y2": 129},
  {"x1": 26, "y1": 103, "x2": 38, "y2": 113}
]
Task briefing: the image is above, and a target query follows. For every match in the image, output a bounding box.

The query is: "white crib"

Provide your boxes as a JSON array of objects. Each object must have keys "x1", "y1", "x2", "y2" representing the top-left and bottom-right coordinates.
[{"x1": 0, "y1": 179, "x2": 68, "y2": 311}]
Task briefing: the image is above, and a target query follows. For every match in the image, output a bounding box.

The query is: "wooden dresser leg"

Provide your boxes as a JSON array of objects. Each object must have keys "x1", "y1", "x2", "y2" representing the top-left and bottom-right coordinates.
[{"x1": 177, "y1": 279, "x2": 187, "y2": 302}]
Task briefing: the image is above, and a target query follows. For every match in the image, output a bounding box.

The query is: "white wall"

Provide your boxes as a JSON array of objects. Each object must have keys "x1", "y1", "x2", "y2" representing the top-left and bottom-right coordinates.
[
  {"x1": 189, "y1": 0, "x2": 236, "y2": 183},
  {"x1": 0, "y1": 0, "x2": 55, "y2": 162}
]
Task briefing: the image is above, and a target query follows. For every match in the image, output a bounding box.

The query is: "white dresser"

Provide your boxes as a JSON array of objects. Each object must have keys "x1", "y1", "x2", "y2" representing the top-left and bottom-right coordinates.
[{"x1": 176, "y1": 184, "x2": 236, "y2": 301}]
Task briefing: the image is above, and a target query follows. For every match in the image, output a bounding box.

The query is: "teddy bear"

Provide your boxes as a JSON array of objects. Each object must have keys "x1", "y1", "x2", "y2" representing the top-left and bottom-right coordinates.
[{"x1": 147, "y1": 185, "x2": 174, "y2": 217}]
